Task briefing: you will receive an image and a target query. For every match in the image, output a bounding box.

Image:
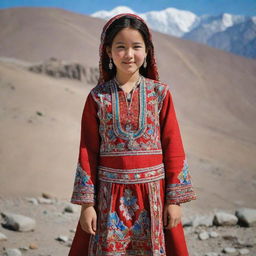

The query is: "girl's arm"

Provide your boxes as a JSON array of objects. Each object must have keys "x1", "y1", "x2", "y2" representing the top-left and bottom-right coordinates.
[
  {"x1": 159, "y1": 89, "x2": 197, "y2": 205},
  {"x1": 70, "y1": 92, "x2": 100, "y2": 206}
]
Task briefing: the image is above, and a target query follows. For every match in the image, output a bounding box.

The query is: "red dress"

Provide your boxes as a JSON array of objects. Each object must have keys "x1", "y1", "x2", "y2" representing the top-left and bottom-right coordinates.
[{"x1": 69, "y1": 76, "x2": 197, "y2": 255}]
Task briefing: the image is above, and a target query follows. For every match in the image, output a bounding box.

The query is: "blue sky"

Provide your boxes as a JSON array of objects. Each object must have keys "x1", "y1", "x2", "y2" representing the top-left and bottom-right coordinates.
[{"x1": 0, "y1": 0, "x2": 255, "y2": 16}]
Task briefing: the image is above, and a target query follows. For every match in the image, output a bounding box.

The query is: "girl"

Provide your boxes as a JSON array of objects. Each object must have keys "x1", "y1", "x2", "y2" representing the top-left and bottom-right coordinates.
[{"x1": 69, "y1": 13, "x2": 197, "y2": 256}]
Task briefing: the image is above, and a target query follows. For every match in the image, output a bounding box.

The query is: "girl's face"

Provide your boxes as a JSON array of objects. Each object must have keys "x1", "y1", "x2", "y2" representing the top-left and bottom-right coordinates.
[{"x1": 106, "y1": 27, "x2": 147, "y2": 77}]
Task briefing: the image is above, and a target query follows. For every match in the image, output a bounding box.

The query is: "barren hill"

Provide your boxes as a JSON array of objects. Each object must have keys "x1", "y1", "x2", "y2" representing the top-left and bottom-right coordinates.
[{"x1": 0, "y1": 7, "x2": 256, "y2": 212}]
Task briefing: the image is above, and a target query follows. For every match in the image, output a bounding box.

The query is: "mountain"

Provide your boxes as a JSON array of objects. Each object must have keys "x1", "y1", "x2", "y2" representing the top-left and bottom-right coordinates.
[
  {"x1": 91, "y1": 6, "x2": 256, "y2": 59},
  {"x1": 0, "y1": 7, "x2": 256, "y2": 212}
]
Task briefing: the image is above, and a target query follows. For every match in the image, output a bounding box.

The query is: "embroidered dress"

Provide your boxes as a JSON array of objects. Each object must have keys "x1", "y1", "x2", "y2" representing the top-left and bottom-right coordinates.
[{"x1": 69, "y1": 76, "x2": 197, "y2": 256}]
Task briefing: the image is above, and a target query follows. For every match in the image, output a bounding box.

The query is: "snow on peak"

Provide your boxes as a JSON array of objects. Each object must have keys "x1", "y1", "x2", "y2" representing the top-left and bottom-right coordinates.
[
  {"x1": 91, "y1": 6, "x2": 198, "y2": 37},
  {"x1": 91, "y1": 6, "x2": 135, "y2": 20}
]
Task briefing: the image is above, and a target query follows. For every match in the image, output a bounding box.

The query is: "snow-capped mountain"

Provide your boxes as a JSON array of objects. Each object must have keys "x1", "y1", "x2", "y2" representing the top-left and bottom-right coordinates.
[{"x1": 91, "y1": 6, "x2": 256, "y2": 59}]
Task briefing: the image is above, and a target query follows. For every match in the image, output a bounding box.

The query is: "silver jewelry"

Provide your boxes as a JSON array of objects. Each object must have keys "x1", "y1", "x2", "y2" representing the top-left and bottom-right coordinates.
[
  {"x1": 114, "y1": 75, "x2": 142, "y2": 90},
  {"x1": 143, "y1": 57, "x2": 147, "y2": 68},
  {"x1": 109, "y1": 58, "x2": 113, "y2": 70}
]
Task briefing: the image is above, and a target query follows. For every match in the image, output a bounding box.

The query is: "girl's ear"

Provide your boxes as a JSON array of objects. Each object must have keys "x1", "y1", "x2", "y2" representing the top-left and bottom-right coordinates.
[{"x1": 106, "y1": 46, "x2": 112, "y2": 58}]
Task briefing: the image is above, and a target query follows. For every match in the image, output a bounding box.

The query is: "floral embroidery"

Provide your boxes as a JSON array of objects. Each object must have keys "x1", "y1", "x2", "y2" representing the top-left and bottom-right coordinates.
[
  {"x1": 130, "y1": 210, "x2": 150, "y2": 237},
  {"x1": 88, "y1": 180, "x2": 165, "y2": 255},
  {"x1": 120, "y1": 189, "x2": 140, "y2": 220},
  {"x1": 107, "y1": 212, "x2": 129, "y2": 239},
  {"x1": 91, "y1": 76, "x2": 168, "y2": 156},
  {"x1": 71, "y1": 163, "x2": 95, "y2": 204},
  {"x1": 178, "y1": 158, "x2": 192, "y2": 184}
]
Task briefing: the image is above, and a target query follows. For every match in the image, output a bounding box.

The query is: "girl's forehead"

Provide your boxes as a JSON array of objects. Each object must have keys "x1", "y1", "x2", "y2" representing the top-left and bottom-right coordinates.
[{"x1": 113, "y1": 28, "x2": 144, "y2": 43}]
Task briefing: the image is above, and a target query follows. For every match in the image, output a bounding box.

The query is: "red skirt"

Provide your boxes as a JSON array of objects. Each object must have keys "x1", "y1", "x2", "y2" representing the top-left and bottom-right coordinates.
[{"x1": 69, "y1": 179, "x2": 189, "y2": 256}]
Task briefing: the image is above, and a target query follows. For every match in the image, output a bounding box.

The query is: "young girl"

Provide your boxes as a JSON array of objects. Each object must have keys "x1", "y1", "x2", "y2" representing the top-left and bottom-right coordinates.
[{"x1": 68, "y1": 13, "x2": 197, "y2": 256}]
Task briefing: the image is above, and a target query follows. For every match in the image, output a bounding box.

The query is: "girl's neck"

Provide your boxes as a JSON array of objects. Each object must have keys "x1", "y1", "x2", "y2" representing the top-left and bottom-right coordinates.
[{"x1": 115, "y1": 72, "x2": 141, "y2": 86}]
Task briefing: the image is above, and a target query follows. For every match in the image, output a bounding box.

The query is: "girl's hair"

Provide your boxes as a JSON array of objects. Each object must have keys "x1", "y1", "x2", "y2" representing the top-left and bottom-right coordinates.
[{"x1": 98, "y1": 14, "x2": 159, "y2": 85}]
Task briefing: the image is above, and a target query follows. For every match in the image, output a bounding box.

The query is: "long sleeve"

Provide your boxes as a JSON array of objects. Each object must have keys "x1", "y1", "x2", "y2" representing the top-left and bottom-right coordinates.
[
  {"x1": 71, "y1": 92, "x2": 100, "y2": 205},
  {"x1": 159, "y1": 89, "x2": 197, "y2": 205}
]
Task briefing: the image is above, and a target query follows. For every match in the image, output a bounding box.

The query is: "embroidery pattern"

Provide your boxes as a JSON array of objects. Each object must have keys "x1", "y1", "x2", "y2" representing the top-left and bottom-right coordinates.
[
  {"x1": 98, "y1": 164, "x2": 165, "y2": 184},
  {"x1": 149, "y1": 181, "x2": 166, "y2": 255},
  {"x1": 120, "y1": 189, "x2": 140, "y2": 220},
  {"x1": 71, "y1": 163, "x2": 95, "y2": 204},
  {"x1": 166, "y1": 159, "x2": 197, "y2": 204},
  {"x1": 91, "y1": 76, "x2": 168, "y2": 156},
  {"x1": 177, "y1": 159, "x2": 192, "y2": 184},
  {"x1": 88, "y1": 180, "x2": 165, "y2": 255}
]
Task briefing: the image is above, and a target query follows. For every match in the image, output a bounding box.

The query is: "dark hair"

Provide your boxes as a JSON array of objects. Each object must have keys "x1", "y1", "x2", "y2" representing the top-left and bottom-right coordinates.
[{"x1": 101, "y1": 15, "x2": 156, "y2": 79}]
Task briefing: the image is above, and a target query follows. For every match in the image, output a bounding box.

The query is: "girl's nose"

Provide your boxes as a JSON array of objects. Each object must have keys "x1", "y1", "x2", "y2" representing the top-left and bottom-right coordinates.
[{"x1": 125, "y1": 48, "x2": 133, "y2": 57}]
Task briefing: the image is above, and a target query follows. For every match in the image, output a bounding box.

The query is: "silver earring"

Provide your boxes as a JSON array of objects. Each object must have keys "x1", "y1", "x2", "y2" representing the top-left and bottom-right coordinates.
[
  {"x1": 109, "y1": 58, "x2": 113, "y2": 70},
  {"x1": 143, "y1": 58, "x2": 147, "y2": 68}
]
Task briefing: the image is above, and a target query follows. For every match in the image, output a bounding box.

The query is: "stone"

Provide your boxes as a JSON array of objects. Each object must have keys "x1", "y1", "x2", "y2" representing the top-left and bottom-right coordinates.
[
  {"x1": 37, "y1": 197, "x2": 54, "y2": 204},
  {"x1": 0, "y1": 232, "x2": 8, "y2": 241},
  {"x1": 209, "y1": 231, "x2": 219, "y2": 238},
  {"x1": 204, "y1": 253, "x2": 219, "y2": 256},
  {"x1": 42, "y1": 192, "x2": 55, "y2": 199},
  {"x1": 192, "y1": 214, "x2": 214, "y2": 227},
  {"x1": 1, "y1": 212, "x2": 36, "y2": 232},
  {"x1": 198, "y1": 231, "x2": 209, "y2": 240},
  {"x1": 213, "y1": 212, "x2": 238, "y2": 226},
  {"x1": 182, "y1": 216, "x2": 193, "y2": 227},
  {"x1": 4, "y1": 248, "x2": 22, "y2": 256},
  {"x1": 235, "y1": 208, "x2": 256, "y2": 227},
  {"x1": 29, "y1": 243, "x2": 38, "y2": 249},
  {"x1": 25, "y1": 198, "x2": 38, "y2": 205},
  {"x1": 56, "y1": 235, "x2": 69, "y2": 242},
  {"x1": 222, "y1": 247, "x2": 237, "y2": 254},
  {"x1": 64, "y1": 203, "x2": 78, "y2": 213},
  {"x1": 238, "y1": 248, "x2": 250, "y2": 255}
]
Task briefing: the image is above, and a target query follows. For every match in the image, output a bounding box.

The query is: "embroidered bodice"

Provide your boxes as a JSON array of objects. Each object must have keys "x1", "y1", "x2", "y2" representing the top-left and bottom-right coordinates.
[{"x1": 91, "y1": 76, "x2": 168, "y2": 157}]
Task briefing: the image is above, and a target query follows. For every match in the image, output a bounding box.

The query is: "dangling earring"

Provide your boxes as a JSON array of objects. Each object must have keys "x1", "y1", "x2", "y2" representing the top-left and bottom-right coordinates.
[
  {"x1": 143, "y1": 57, "x2": 147, "y2": 68},
  {"x1": 109, "y1": 58, "x2": 113, "y2": 70}
]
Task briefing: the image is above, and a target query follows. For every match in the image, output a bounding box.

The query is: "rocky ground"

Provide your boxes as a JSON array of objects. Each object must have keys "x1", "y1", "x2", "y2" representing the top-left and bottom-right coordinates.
[{"x1": 0, "y1": 194, "x2": 255, "y2": 256}]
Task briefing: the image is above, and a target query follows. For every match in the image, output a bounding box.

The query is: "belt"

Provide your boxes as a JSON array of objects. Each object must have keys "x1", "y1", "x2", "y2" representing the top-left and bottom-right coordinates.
[{"x1": 98, "y1": 163, "x2": 165, "y2": 184}]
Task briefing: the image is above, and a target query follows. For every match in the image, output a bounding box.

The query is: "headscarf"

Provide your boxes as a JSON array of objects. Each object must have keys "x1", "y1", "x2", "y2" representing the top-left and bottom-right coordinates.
[{"x1": 97, "y1": 13, "x2": 159, "y2": 85}]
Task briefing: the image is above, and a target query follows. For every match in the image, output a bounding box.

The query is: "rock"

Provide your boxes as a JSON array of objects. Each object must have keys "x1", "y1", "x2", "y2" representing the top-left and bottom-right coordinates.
[
  {"x1": 1, "y1": 212, "x2": 36, "y2": 232},
  {"x1": 64, "y1": 203, "x2": 78, "y2": 213},
  {"x1": 0, "y1": 232, "x2": 8, "y2": 241},
  {"x1": 209, "y1": 231, "x2": 219, "y2": 238},
  {"x1": 198, "y1": 231, "x2": 209, "y2": 240},
  {"x1": 204, "y1": 253, "x2": 219, "y2": 256},
  {"x1": 28, "y1": 58, "x2": 99, "y2": 85},
  {"x1": 213, "y1": 212, "x2": 238, "y2": 226},
  {"x1": 235, "y1": 208, "x2": 256, "y2": 227},
  {"x1": 192, "y1": 214, "x2": 214, "y2": 227},
  {"x1": 182, "y1": 216, "x2": 193, "y2": 227},
  {"x1": 4, "y1": 248, "x2": 22, "y2": 256},
  {"x1": 222, "y1": 247, "x2": 237, "y2": 254},
  {"x1": 37, "y1": 197, "x2": 54, "y2": 204},
  {"x1": 29, "y1": 243, "x2": 38, "y2": 249},
  {"x1": 238, "y1": 248, "x2": 250, "y2": 255},
  {"x1": 19, "y1": 247, "x2": 29, "y2": 251},
  {"x1": 56, "y1": 235, "x2": 69, "y2": 242},
  {"x1": 42, "y1": 192, "x2": 55, "y2": 199},
  {"x1": 25, "y1": 197, "x2": 38, "y2": 205},
  {"x1": 69, "y1": 229, "x2": 76, "y2": 233}
]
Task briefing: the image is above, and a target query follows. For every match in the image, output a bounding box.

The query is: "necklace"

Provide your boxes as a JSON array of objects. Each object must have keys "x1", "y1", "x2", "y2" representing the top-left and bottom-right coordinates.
[{"x1": 114, "y1": 75, "x2": 142, "y2": 93}]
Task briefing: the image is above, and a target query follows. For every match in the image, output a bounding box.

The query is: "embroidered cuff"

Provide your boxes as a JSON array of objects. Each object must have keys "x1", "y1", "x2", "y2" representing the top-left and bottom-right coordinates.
[
  {"x1": 71, "y1": 163, "x2": 96, "y2": 205},
  {"x1": 165, "y1": 183, "x2": 197, "y2": 204}
]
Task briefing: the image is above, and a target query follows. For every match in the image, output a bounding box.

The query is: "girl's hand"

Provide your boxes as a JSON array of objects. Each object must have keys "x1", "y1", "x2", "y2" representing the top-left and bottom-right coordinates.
[
  {"x1": 163, "y1": 204, "x2": 181, "y2": 229},
  {"x1": 79, "y1": 205, "x2": 97, "y2": 235}
]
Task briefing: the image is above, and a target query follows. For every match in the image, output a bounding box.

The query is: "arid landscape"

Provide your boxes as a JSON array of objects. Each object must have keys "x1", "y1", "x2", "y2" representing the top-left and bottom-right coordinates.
[{"x1": 0, "y1": 7, "x2": 255, "y2": 256}]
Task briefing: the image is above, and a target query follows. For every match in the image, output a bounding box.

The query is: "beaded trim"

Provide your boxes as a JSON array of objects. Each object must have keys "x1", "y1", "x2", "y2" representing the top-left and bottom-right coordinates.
[
  {"x1": 100, "y1": 149, "x2": 163, "y2": 157},
  {"x1": 98, "y1": 164, "x2": 165, "y2": 184}
]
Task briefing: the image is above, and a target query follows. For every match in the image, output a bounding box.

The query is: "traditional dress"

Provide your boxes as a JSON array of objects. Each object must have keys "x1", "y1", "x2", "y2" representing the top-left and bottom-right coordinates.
[
  {"x1": 68, "y1": 75, "x2": 197, "y2": 255},
  {"x1": 69, "y1": 12, "x2": 197, "y2": 256}
]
